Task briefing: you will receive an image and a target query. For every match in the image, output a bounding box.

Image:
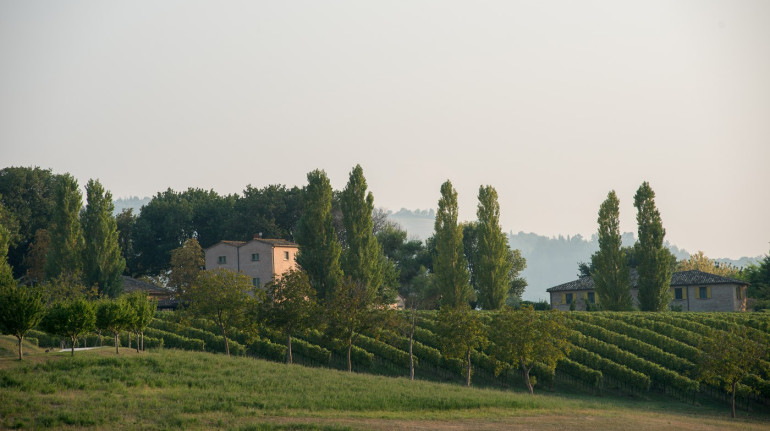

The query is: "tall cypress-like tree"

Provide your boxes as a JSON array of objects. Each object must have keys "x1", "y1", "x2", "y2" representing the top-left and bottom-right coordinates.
[
  {"x1": 82, "y1": 179, "x2": 126, "y2": 297},
  {"x1": 591, "y1": 190, "x2": 632, "y2": 310},
  {"x1": 45, "y1": 174, "x2": 84, "y2": 280},
  {"x1": 475, "y1": 185, "x2": 513, "y2": 310},
  {"x1": 340, "y1": 165, "x2": 385, "y2": 301},
  {"x1": 634, "y1": 182, "x2": 673, "y2": 311},
  {"x1": 433, "y1": 180, "x2": 472, "y2": 307},
  {"x1": 296, "y1": 169, "x2": 343, "y2": 301}
]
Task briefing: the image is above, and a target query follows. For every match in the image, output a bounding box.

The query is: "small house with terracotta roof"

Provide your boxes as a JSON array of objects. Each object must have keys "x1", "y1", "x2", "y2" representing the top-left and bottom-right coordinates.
[
  {"x1": 204, "y1": 236, "x2": 299, "y2": 288},
  {"x1": 546, "y1": 269, "x2": 748, "y2": 312}
]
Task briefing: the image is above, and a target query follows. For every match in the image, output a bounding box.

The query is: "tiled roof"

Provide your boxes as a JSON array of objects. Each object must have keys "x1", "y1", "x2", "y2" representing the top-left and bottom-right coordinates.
[
  {"x1": 251, "y1": 238, "x2": 298, "y2": 247},
  {"x1": 121, "y1": 276, "x2": 172, "y2": 295},
  {"x1": 221, "y1": 240, "x2": 247, "y2": 247},
  {"x1": 546, "y1": 269, "x2": 746, "y2": 293}
]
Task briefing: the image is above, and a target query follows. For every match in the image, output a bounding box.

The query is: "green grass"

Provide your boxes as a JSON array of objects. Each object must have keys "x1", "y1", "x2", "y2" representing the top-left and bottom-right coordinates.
[{"x1": 1, "y1": 345, "x2": 769, "y2": 430}]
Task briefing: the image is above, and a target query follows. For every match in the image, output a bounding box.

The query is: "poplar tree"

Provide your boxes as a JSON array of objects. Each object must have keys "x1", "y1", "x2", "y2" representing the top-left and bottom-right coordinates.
[
  {"x1": 591, "y1": 190, "x2": 632, "y2": 310},
  {"x1": 82, "y1": 179, "x2": 126, "y2": 297},
  {"x1": 340, "y1": 165, "x2": 384, "y2": 301},
  {"x1": 45, "y1": 174, "x2": 84, "y2": 280},
  {"x1": 634, "y1": 182, "x2": 674, "y2": 311},
  {"x1": 296, "y1": 170, "x2": 343, "y2": 301},
  {"x1": 475, "y1": 186, "x2": 513, "y2": 310},
  {"x1": 433, "y1": 180, "x2": 472, "y2": 307}
]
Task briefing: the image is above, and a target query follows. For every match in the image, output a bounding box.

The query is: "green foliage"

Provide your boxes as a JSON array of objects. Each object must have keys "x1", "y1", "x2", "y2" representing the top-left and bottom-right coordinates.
[
  {"x1": 82, "y1": 179, "x2": 126, "y2": 297},
  {"x1": 0, "y1": 285, "x2": 45, "y2": 360},
  {"x1": 436, "y1": 305, "x2": 486, "y2": 386},
  {"x1": 474, "y1": 186, "x2": 515, "y2": 310},
  {"x1": 591, "y1": 190, "x2": 632, "y2": 311},
  {"x1": 296, "y1": 170, "x2": 343, "y2": 301},
  {"x1": 96, "y1": 298, "x2": 136, "y2": 354},
  {"x1": 125, "y1": 292, "x2": 156, "y2": 339},
  {"x1": 433, "y1": 181, "x2": 472, "y2": 308},
  {"x1": 45, "y1": 174, "x2": 84, "y2": 281},
  {"x1": 115, "y1": 208, "x2": 136, "y2": 276},
  {"x1": 40, "y1": 298, "x2": 96, "y2": 355},
  {"x1": 261, "y1": 269, "x2": 318, "y2": 363},
  {"x1": 168, "y1": 238, "x2": 204, "y2": 294},
  {"x1": 490, "y1": 306, "x2": 570, "y2": 394},
  {"x1": 324, "y1": 277, "x2": 380, "y2": 371},
  {"x1": 634, "y1": 182, "x2": 674, "y2": 311},
  {"x1": 148, "y1": 318, "x2": 246, "y2": 355},
  {"x1": 184, "y1": 268, "x2": 257, "y2": 356},
  {"x1": 340, "y1": 165, "x2": 387, "y2": 303},
  {"x1": 0, "y1": 215, "x2": 15, "y2": 287}
]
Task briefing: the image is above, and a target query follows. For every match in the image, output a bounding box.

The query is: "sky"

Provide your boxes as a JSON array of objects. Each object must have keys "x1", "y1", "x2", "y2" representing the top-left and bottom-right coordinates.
[{"x1": 1, "y1": 1, "x2": 769, "y2": 260}]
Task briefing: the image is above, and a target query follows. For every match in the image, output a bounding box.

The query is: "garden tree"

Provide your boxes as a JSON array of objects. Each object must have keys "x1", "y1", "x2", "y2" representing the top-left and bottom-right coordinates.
[
  {"x1": 168, "y1": 238, "x2": 204, "y2": 295},
  {"x1": 505, "y1": 248, "x2": 528, "y2": 304},
  {"x1": 678, "y1": 251, "x2": 741, "y2": 278},
  {"x1": 82, "y1": 179, "x2": 126, "y2": 297},
  {"x1": 591, "y1": 190, "x2": 633, "y2": 311},
  {"x1": 45, "y1": 174, "x2": 85, "y2": 281},
  {"x1": 115, "y1": 209, "x2": 136, "y2": 275},
  {"x1": 124, "y1": 292, "x2": 156, "y2": 352},
  {"x1": 184, "y1": 268, "x2": 257, "y2": 356},
  {"x1": 0, "y1": 285, "x2": 45, "y2": 360},
  {"x1": 39, "y1": 273, "x2": 93, "y2": 304},
  {"x1": 40, "y1": 298, "x2": 96, "y2": 356},
  {"x1": 260, "y1": 269, "x2": 318, "y2": 364},
  {"x1": 23, "y1": 229, "x2": 49, "y2": 284},
  {"x1": 340, "y1": 165, "x2": 388, "y2": 302},
  {"x1": 0, "y1": 217, "x2": 15, "y2": 287},
  {"x1": 490, "y1": 306, "x2": 570, "y2": 395},
  {"x1": 186, "y1": 189, "x2": 236, "y2": 249},
  {"x1": 474, "y1": 186, "x2": 514, "y2": 310},
  {"x1": 433, "y1": 180, "x2": 472, "y2": 307},
  {"x1": 436, "y1": 304, "x2": 486, "y2": 387},
  {"x1": 228, "y1": 184, "x2": 303, "y2": 242},
  {"x1": 96, "y1": 298, "x2": 136, "y2": 354},
  {"x1": 743, "y1": 252, "x2": 770, "y2": 310},
  {"x1": 295, "y1": 170, "x2": 343, "y2": 301},
  {"x1": 376, "y1": 223, "x2": 431, "y2": 290},
  {"x1": 698, "y1": 325, "x2": 768, "y2": 418},
  {"x1": 325, "y1": 277, "x2": 380, "y2": 372},
  {"x1": 634, "y1": 182, "x2": 674, "y2": 311},
  {"x1": 0, "y1": 167, "x2": 59, "y2": 278}
]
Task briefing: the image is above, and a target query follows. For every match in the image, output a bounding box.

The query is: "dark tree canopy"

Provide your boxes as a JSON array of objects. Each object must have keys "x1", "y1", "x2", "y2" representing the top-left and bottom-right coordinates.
[
  {"x1": 82, "y1": 179, "x2": 125, "y2": 297},
  {"x1": 433, "y1": 180, "x2": 472, "y2": 308},
  {"x1": 45, "y1": 174, "x2": 84, "y2": 281},
  {"x1": 591, "y1": 190, "x2": 632, "y2": 311},
  {"x1": 634, "y1": 182, "x2": 674, "y2": 311}
]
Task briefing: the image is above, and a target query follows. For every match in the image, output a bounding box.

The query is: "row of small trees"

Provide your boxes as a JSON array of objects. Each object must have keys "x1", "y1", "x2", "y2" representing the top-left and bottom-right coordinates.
[{"x1": 0, "y1": 284, "x2": 155, "y2": 360}]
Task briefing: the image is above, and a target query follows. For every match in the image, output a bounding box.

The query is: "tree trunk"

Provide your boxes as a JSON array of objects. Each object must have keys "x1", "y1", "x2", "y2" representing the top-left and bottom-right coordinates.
[
  {"x1": 17, "y1": 335, "x2": 23, "y2": 361},
  {"x1": 99, "y1": 333, "x2": 103, "y2": 347},
  {"x1": 466, "y1": 348, "x2": 472, "y2": 387},
  {"x1": 141, "y1": 332, "x2": 144, "y2": 351},
  {"x1": 523, "y1": 362, "x2": 534, "y2": 395},
  {"x1": 220, "y1": 324, "x2": 230, "y2": 356},
  {"x1": 286, "y1": 332, "x2": 293, "y2": 364},
  {"x1": 409, "y1": 309, "x2": 415, "y2": 381},
  {"x1": 71, "y1": 336, "x2": 76, "y2": 356},
  {"x1": 114, "y1": 332, "x2": 120, "y2": 354},
  {"x1": 128, "y1": 332, "x2": 132, "y2": 349},
  {"x1": 347, "y1": 339, "x2": 353, "y2": 372},
  {"x1": 731, "y1": 381, "x2": 737, "y2": 418}
]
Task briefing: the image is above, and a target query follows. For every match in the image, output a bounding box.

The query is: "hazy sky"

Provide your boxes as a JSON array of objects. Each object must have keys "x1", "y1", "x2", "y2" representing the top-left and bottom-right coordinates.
[{"x1": 2, "y1": 1, "x2": 769, "y2": 259}]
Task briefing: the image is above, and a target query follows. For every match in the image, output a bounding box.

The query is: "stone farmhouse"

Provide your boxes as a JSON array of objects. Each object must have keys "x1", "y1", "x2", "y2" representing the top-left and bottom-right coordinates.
[
  {"x1": 204, "y1": 236, "x2": 299, "y2": 288},
  {"x1": 546, "y1": 269, "x2": 748, "y2": 312}
]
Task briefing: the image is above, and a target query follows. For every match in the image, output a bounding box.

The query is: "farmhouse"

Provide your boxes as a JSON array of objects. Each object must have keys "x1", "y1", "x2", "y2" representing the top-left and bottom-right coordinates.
[
  {"x1": 121, "y1": 276, "x2": 178, "y2": 310},
  {"x1": 546, "y1": 269, "x2": 748, "y2": 312},
  {"x1": 204, "y1": 236, "x2": 299, "y2": 288}
]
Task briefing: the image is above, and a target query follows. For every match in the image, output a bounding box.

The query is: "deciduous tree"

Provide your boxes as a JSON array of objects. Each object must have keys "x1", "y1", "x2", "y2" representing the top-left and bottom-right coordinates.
[
  {"x1": 436, "y1": 304, "x2": 486, "y2": 387},
  {"x1": 96, "y1": 298, "x2": 136, "y2": 354},
  {"x1": 40, "y1": 298, "x2": 96, "y2": 356},
  {"x1": 296, "y1": 170, "x2": 343, "y2": 301},
  {"x1": 591, "y1": 190, "x2": 633, "y2": 311},
  {"x1": 433, "y1": 181, "x2": 472, "y2": 307},
  {"x1": 261, "y1": 269, "x2": 318, "y2": 364},
  {"x1": 82, "y1": 179, "x2": 125, "y2": 297},
  {"x1": 490, "y1": 306, "x2": 570, "y2": 394},
  {"x1": 634, "y1": 182, "x2": 674, "y2": 311},
  {"x1": 325, "y1": 277, "x2": 379, "y2": 372},
  {"x1": 45, "y1": 174, "x2": 84, "y2": 281},
  {"x1": 0, "y1": 285, "x2": 45, "y2": 360},
  {"x1": 125, "y1": 292, "x2": 156, "y2": 352},
  {"x1": 475, "y1": 186, "x2": 514, "y2": 310},
  {"x1": 678, "y1": 251, "x2": 741, "y2": 278},
  {"x1": 168, "y1": 238, "x2": 204, "y2": 295}
]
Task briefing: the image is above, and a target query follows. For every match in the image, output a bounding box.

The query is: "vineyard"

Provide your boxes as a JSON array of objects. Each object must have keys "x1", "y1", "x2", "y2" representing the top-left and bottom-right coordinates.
[{"x1": 29, "y1": 310, "x2": 770, "y2": 411}]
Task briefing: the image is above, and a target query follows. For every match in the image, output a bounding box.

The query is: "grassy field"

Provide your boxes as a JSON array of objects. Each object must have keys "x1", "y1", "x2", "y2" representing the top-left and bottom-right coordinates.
[{"x1": 1, "y1": 338, "x2": 769, "y2": 430}]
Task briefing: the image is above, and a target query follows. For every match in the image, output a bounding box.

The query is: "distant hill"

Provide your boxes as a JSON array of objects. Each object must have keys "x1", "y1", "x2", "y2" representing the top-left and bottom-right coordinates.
[
  {"x1": 385, "y1": 208, "x2": 759, "y2": 302},
  {"x1": 113, "y1": 196, "x2": 151, "y2": 215}
]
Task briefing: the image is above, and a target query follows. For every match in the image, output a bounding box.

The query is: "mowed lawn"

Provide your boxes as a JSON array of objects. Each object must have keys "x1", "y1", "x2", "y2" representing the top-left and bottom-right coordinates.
[{"x1": 0, "y1": 339, "x2": 768, "y2": 430}]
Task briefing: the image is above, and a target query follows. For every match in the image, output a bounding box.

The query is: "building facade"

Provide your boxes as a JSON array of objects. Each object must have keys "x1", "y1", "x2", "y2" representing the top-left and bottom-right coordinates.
[
  {"x1": 547, "y1": 270, "x2": 748, "y2": 312},
  {"x1": 204, "y1": 237, "x2": 299, "y2": 288}
]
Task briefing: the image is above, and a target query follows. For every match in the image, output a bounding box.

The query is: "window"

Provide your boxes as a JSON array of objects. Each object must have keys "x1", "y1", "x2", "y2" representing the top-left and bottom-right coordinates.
[
  {"x1": 698, "y1": 286, "x2": 710, "y2": 299},
  {"x1": 565, "y1": 293, "x2": 573, "y2": 304},
  {"x1": 284, "y1": 251, "x2": 290, "y2": 260},
  {"x1": 218, "y1": 256, "x2": 226, "y2": 264},
  {"x1": 674, "y1": 288, "x2": 683, "y2": 300},
  {"x1": 252, "y1": 278, "x2": 261, "y2": 288},
  {"x1": 587, "y1": 292, "x2": 595, "y2": 304},
  {"x1": 251, "y1": 253, "x2": 260, "y2": 262},
  {"x1": 737, "y1": 286, "x2": 743, "y2": 300}
]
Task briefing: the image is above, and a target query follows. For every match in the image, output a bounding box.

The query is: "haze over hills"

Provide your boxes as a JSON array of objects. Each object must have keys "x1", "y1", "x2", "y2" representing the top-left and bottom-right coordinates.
[{"x1": 114, "y1": 199, "x2": 760, "y2": 302}]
